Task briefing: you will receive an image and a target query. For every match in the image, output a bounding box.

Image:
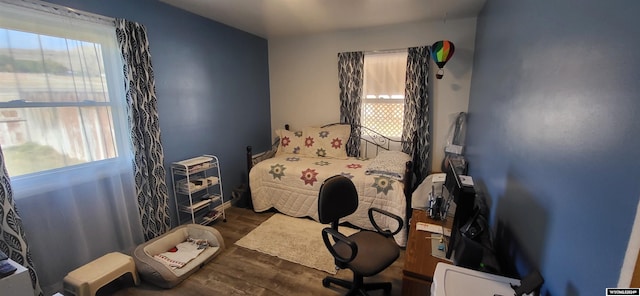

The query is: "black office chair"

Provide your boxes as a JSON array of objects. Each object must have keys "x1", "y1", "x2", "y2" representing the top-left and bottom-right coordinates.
[{"x1": 318, "y1": 175, "x2": 403, "y2": 296}]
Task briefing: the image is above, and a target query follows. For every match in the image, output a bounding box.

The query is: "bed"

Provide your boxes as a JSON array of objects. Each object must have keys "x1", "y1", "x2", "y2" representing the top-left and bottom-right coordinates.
[{"x1": 246, "y1": 123, "x2": 414, "y2": 246}]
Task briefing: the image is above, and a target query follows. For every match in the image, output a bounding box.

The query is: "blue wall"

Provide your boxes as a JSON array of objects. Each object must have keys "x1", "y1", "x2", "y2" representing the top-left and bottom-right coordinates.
[
  {"x1": 14, "y1": 1, "x2": 270, "y2": 292},
  {"x1": 466, "y1": 0, "x2": 640, "y2": 294},
  {"x1": 43, "y1": 0, "x2": 272, "y2": 208}
]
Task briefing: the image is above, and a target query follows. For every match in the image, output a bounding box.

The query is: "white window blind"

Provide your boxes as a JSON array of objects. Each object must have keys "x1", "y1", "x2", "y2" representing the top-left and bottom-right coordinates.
[{"x1": 362, "y1": 50, "x2": 407, "y2": 138}]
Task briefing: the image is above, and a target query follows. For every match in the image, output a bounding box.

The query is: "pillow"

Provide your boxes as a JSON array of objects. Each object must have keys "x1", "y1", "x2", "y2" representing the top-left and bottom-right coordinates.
[
  {"x1": 365, "y1": 150, "x2": 411, "y2": 180},
  {"x1": 302, "y1": 125, "x2": 350, "y2": 159},
  {"x1": 275, "y1": 129, "x2": 305, "y2": 156}
]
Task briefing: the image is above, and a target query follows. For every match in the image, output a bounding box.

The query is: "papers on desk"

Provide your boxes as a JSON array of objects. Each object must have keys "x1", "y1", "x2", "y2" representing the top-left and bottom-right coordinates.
[
  {"x1": 417, "y1": 222, "x2": 451, "y2": 237},
  {"x1": 431, "y1": 234, "x2": 453, "y2": 262}
]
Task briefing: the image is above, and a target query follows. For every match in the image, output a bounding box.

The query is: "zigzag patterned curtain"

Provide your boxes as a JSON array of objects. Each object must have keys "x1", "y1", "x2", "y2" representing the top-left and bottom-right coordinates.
[
  {"x1": 402, "y1": 46, "x2": 431, "y2": 185},
  {"x1": 116, "y1": 19, "x2": 171, "y2": 240},
  {"x1": 0, "y1": 146, "x2": 43, "y2": 296},
  {"x1": 338, "y1": 51, "x2": 364, "y2": 157}
]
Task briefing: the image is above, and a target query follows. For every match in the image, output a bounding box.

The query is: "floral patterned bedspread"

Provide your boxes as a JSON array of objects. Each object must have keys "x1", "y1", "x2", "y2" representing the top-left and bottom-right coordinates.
[{"x1": 249, "y1": 155, "x2": 407, "y2": 246}]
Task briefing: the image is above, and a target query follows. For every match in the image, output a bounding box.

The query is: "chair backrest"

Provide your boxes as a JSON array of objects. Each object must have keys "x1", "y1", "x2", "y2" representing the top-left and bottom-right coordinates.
[{"x1": 318, "y1": 175, "x2": 358, "y2": 224}]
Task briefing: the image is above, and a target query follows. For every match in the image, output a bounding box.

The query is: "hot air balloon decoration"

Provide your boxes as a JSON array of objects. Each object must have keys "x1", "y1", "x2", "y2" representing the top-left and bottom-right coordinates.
[{"x1": 431, "y1": 40, "x2": 455, "y2": 79}]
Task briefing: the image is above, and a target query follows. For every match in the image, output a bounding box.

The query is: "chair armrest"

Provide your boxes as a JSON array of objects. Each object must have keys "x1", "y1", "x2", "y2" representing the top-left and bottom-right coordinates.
[
  {"x1": 321, "y1": 227, "x2": 358, "y2": 264},
  {"x1": 368, "y1": 207, "x2": 403, "y2": 237}
]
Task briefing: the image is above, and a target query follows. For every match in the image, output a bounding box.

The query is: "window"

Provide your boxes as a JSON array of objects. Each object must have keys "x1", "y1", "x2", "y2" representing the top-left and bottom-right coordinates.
[
  {"x1": 362, "y1": 51, "x2": 407, "y2": 138},
  {"x1": 0, "y1": 3, "x2": 128, "y2": 177}
]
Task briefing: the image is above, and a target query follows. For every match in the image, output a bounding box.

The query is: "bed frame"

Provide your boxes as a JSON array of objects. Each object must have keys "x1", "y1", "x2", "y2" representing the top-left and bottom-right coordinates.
[{"x1": 246, "y1": 123, "x2": 415, "y2": 225}]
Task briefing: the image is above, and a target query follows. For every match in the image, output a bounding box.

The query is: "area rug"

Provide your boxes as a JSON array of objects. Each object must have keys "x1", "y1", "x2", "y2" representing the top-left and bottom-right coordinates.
[{"x1": 235, "y1": 213, "x2": 358, "y2": 274}]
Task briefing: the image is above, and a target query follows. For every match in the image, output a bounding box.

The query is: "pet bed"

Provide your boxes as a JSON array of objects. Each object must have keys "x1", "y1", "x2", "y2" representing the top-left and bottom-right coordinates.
[{"x1": 133, "y1": 224, "x2": 224, "y2": 288}]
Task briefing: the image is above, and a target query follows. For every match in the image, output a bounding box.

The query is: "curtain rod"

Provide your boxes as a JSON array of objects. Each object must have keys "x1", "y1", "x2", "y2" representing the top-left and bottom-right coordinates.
[
  {"x1": 0, "y1": 0, "x2": 115, "y2": 25},
  {"x1": 364, "y1": 45, "x2": 429, "y2": 55},
  {"x1": 365, "y1": 48, "x2": 407, "y2": 55}
]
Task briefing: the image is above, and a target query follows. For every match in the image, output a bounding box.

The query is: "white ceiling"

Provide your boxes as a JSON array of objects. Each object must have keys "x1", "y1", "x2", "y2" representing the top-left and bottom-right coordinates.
[{"x1": 158, "y1": 0, "x2": 486, "y2": 39}]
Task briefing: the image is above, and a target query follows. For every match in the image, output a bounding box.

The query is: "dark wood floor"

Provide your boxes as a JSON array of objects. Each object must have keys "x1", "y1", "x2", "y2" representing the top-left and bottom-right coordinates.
[{"x1": 111, "y1": 206, "x2": 406, "y2": 296}]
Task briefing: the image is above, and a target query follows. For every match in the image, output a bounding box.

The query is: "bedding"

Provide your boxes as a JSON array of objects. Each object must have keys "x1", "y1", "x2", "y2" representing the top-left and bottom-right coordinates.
[
  {"x1": 365, "y1": 150, "x2": 412, "y2": 180},
  {"x1": 153, "y1": 241, "x2": 206, "y2": 269},
  {"x1": 275, "y1": 124, "x2": 351, "y2": 159},
  {"x1": 249, "y1": 154, "x2": 409, "y2": 246}
]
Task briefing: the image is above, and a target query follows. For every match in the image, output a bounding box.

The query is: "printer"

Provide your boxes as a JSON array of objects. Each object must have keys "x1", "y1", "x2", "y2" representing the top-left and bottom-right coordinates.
[{"x1": 431, "y1": 262, "x2": 533, "y2": 296}]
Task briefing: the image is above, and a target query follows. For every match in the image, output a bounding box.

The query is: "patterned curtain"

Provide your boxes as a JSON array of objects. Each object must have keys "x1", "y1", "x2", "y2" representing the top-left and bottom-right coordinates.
[
  {"x1": 338, "y1": 51, "x2": 364, "y2": 157},
  {"x1": 402, "y1": 46, "x2": 431, "y2": 186},
  {"x1": 116, "y1": 19, "x2": 171, "y2": 241},
  {"x1": 0, "y1": 146, "x2": 43, "y2": 296}
]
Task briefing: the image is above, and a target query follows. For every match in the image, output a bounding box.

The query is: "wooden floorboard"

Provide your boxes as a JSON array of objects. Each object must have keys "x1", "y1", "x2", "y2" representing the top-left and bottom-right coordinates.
[{"x1": 111, "y1": 206, "x2": 405, "y2": 296}]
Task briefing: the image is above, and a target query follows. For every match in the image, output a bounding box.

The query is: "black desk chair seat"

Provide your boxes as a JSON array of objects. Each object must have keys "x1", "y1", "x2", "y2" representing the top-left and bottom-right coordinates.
[{"x1": 318, "y1": 175, "x2": 403, "y2": 296}]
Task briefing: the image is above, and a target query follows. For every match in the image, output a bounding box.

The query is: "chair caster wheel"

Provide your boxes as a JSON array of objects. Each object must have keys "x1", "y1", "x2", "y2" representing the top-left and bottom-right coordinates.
[{"x1": 322, "y1": 278, "x2": 331, "y2": 287}]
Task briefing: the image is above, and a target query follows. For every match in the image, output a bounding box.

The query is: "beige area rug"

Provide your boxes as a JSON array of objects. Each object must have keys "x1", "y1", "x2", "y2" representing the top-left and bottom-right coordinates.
[{"x1": 235, "y1": 213, "x2": 358, "y2": 274}]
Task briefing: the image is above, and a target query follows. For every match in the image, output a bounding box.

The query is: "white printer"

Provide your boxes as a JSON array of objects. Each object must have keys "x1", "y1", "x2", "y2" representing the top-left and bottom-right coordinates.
[{"x1": 431, "y1": 262, "x2": 533, "y2": 296}]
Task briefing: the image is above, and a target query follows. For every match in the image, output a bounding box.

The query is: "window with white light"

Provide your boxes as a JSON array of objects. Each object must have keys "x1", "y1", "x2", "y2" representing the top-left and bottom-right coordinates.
[
  {"x1": 0, "y1": 5, "x2": 129, "y2": 177},
  {"x1": 362, "y1": 51, "x2": 407, "y2": 138}
]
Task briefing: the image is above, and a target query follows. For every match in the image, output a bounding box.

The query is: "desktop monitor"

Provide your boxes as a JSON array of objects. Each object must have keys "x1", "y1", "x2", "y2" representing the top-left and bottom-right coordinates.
[{"x1": 443, "y1": 157, "x2": 476, "y2": 259}]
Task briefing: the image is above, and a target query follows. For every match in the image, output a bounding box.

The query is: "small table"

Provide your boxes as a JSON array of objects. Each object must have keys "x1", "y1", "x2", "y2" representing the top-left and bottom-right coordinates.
[
  {"x1": 402, "y1": 209, "x2": 453, "y2": 295},
  {"x1": 0, "y1": 259, "x2": 33, "y2": 296},
  {"x1": 63, "y1": 252, "x2": 139, "y2": 296}
]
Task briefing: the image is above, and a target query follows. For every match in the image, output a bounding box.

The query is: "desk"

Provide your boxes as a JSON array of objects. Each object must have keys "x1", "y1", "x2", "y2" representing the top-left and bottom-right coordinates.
[{"x1": 402, "y1": 209, "x2": 453, "y2": 296}]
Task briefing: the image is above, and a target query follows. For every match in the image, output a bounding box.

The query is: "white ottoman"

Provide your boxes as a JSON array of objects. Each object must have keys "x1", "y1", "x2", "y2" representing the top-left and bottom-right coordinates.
[{"x1": 63, "y1": 252, "x2": 139, "y2": 296}]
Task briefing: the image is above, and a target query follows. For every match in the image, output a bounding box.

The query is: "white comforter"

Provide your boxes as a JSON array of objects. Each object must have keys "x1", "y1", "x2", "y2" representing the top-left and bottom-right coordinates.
[{"x1": 249, "y1": 155, "x2": 407, "y2": 246}]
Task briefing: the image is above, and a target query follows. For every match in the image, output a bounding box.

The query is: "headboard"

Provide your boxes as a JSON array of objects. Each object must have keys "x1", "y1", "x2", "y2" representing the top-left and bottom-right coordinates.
[{"x1": 320, "y1": 122, "x2": 410, "y2": 159}]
